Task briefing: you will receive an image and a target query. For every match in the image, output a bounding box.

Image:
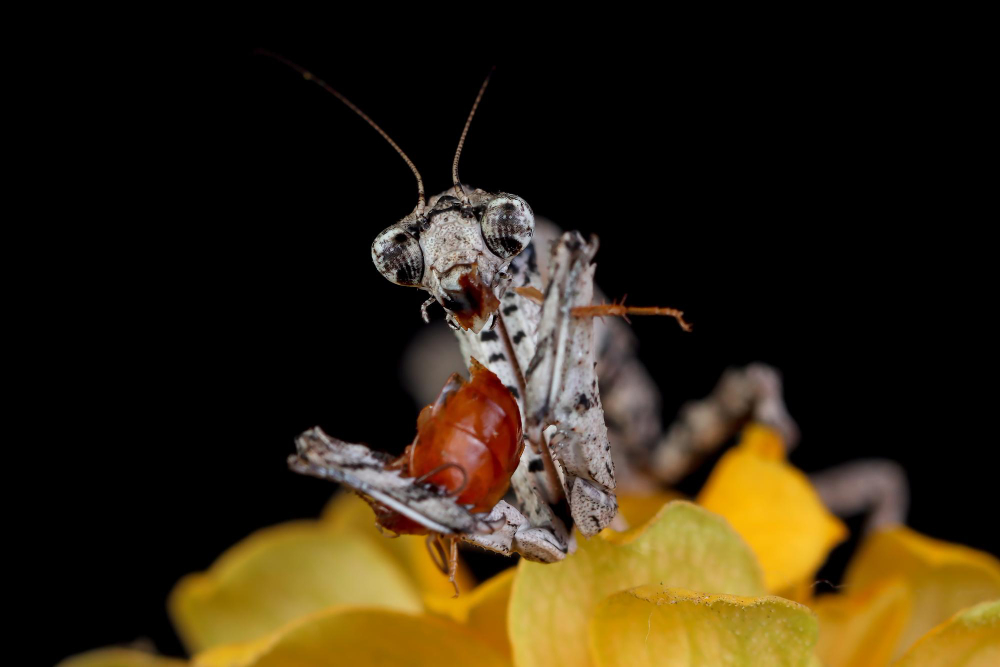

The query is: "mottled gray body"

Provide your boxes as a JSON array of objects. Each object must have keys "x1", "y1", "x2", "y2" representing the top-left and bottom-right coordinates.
[
  {"x1": 454, "y1": 226, "x2": 621, "y2": 549},
  {"x1": 525, "y1": 233, "x2": 617, "y2": 536}
]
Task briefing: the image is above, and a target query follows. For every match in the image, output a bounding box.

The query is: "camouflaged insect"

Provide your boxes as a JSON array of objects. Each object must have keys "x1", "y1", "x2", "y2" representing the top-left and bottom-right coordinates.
[
  {"x1": 278, "y1": 64, "x2": 901, "y2": 566},
  {"x1": 293, "y1": 181, "x2": 616, "y2": 561},
  {"x1": 270, "y1": 62, "x2": 638, "y2": 561}
]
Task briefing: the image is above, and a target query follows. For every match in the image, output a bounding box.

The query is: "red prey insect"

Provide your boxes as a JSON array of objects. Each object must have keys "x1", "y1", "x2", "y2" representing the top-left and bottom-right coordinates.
[{"x1": 359, "y1": 359, "x2": 522, "y2": 594}]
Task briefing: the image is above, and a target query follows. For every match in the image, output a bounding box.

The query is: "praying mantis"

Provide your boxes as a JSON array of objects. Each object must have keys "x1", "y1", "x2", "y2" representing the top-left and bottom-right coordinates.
[{"x1": 261, "y1": 57, "x2": 907, "y2": 590}]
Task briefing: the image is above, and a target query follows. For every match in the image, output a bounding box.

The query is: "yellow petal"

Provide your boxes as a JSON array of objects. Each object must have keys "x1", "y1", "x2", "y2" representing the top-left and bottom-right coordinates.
[
  {"x1": 697, "y1": 424, "x2": 847, "y2": 593},
  {"x1": 425, "y1": 567, "x2": 516, "y2": 657},
  {"x1": 614, "y1": 491, "x2": 684, "y2": 532},
  {"x1": 58, "y1": 648, "x2": 186, "y2": 666},
  {"x1": 740, "y1": 422, "x2": 787, "y2": 459},
  {"x1": 464, "y1": 569, "x2": 516, "y2": 657},
  {"x1": 588, "y1": 585, "x2": 819, "y2": 667},
  {"x1": 168, "y1": 521, "x2": 422, "y2": 653},
  {"x1": 323, "y1": 492, "x2": 475, "y2": 596},
  {"x1": 845, "y1": 526, "x2": 1000, "y2": 659},
  {"x1": 197, "y1": 606, "x2": 510, "y2": 667},
  {"x1": 321, "y1": 489, "x2": 380, "y2": 531},
  {"x1": 812, "y1": 576, "x2": 913, "y2": 667},
  {"x1": 192, "y1": 636, "x2": 273, "y2": 667},
  {"x1": 509, "y1": 501, "x2": 766, "y2": 667},
  {"x1": 895, "y1": 599, "x2": 1000, "y2": 666}
]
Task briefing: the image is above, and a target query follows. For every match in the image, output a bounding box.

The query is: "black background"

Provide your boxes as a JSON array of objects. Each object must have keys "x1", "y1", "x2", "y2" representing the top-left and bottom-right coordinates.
[{"x1": 36, "y1": 45, "x2": 995, "y2": 663}]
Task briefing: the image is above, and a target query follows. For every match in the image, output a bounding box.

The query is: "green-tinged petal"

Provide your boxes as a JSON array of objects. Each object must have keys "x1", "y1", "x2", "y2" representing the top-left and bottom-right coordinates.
[
  {"x1": 425, "y1": 567, "x2": 516, "y2": 657},
  {"x1": 168, "y1": 521, "x2": 422, "y2": 653},
  {"x1": 896, "y1": 599, "x2": 1000, "y2": 666},
  {"x1": 323, "y1": 492, "x2": 476, "y2": 596},
  {"x1": 697, "y1": 424, "x2": 847, "y2": 593},
  {"x1": 195, "y1": 606, "x2": 510, "y2": 667},
  {"x1": 588, "y1": 585, "x2": 818, "y2": 667},
  {"x1": 509, "y1": 501, "x2": 765, "y2": 667},
  {"x1": 59, "y1": 647, "x2": 186, "y2": 666},
  {"x1": 845, "y1": 527, "x2": 1000, "y2": 659},
  {"x1": 812, "y1": 576, "x2": 913, "y2": 667}
]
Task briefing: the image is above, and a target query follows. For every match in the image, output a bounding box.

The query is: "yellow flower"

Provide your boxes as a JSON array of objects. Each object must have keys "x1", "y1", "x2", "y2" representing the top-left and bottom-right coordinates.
[
  {"x1": 697, "y1": 423, "x2": 848, "y2": 596},
  {"x1": 62, "y1": 425, "x2": 999, "y2": 666},
  {"x1": 695, "y1": 424, "x2": 1000, "y2": 666},
  {"x1": 811, "y1": 527, "x2": 1000, "y2": 665}
]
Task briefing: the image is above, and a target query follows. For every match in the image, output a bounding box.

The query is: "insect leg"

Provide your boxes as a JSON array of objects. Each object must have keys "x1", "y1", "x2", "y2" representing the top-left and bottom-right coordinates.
[
  {"x1": 447, "y1": 537, "x2": 460, "y2": 597},
  {"x1": 515, "y1": 244, "x2": 667, "y2": 492},
  {"x1": 420, "y1": 296, "x2": 436, "y2": 323},
  {"x1": 290, "y1": 427, "x2": 491, "y2": 535},
  {"x1": 525, "y1": 231, "x2": 619, "y2": 537},
  {"x1": 809, "y1": 459, "x2": 909, "y2": 535},
  {"x1": 494, "y1": 239, "x2": 567, "y2": 504},
  {"x1": 572, "y1": 299, "x2": 692, "y2": 331},
  {"x1": 453, "y1": 242, "x2": 570, "y2": 548},
  {"x1": 650, "y1": 364, "x2": 800, "y2": 483},
  {"x1": 426, "y1": 534, "x2": 449, "y2": 573},
  {"x1": 461, "y1": 500, "x2": 569, "y2": 563}
]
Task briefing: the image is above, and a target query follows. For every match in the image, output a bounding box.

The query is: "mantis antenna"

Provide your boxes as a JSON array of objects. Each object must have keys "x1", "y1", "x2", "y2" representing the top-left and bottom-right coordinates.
[
  {"x1": 452, "y1": 67, "x2": 496, "y2": 203},
  {"x1": 254, "y1": 49, "x2": 426, "y2": 215}
]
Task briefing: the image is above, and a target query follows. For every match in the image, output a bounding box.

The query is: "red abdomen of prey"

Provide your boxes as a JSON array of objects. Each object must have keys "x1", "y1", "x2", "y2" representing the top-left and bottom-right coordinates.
[{"x1": 409, "y1": 359, "x2": 523, "y2": 513}]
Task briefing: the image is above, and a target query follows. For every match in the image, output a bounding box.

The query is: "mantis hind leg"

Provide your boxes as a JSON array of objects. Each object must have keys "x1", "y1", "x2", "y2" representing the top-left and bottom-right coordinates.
[
  {"x1": 447, "y1": 537, "x2": 459, "y2": 597},
  {"x1": 425, "y1": 534, "x2": 461, "y2": 597}
]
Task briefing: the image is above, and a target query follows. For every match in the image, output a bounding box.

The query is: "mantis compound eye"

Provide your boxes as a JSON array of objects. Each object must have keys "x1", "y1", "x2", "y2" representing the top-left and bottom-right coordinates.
[
  {"x1": 372, "y1": 226, "x2": 424, "y2": 286},
  {"x1": 480, "y1": 194, "x2": 534, "y2": 260}
]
